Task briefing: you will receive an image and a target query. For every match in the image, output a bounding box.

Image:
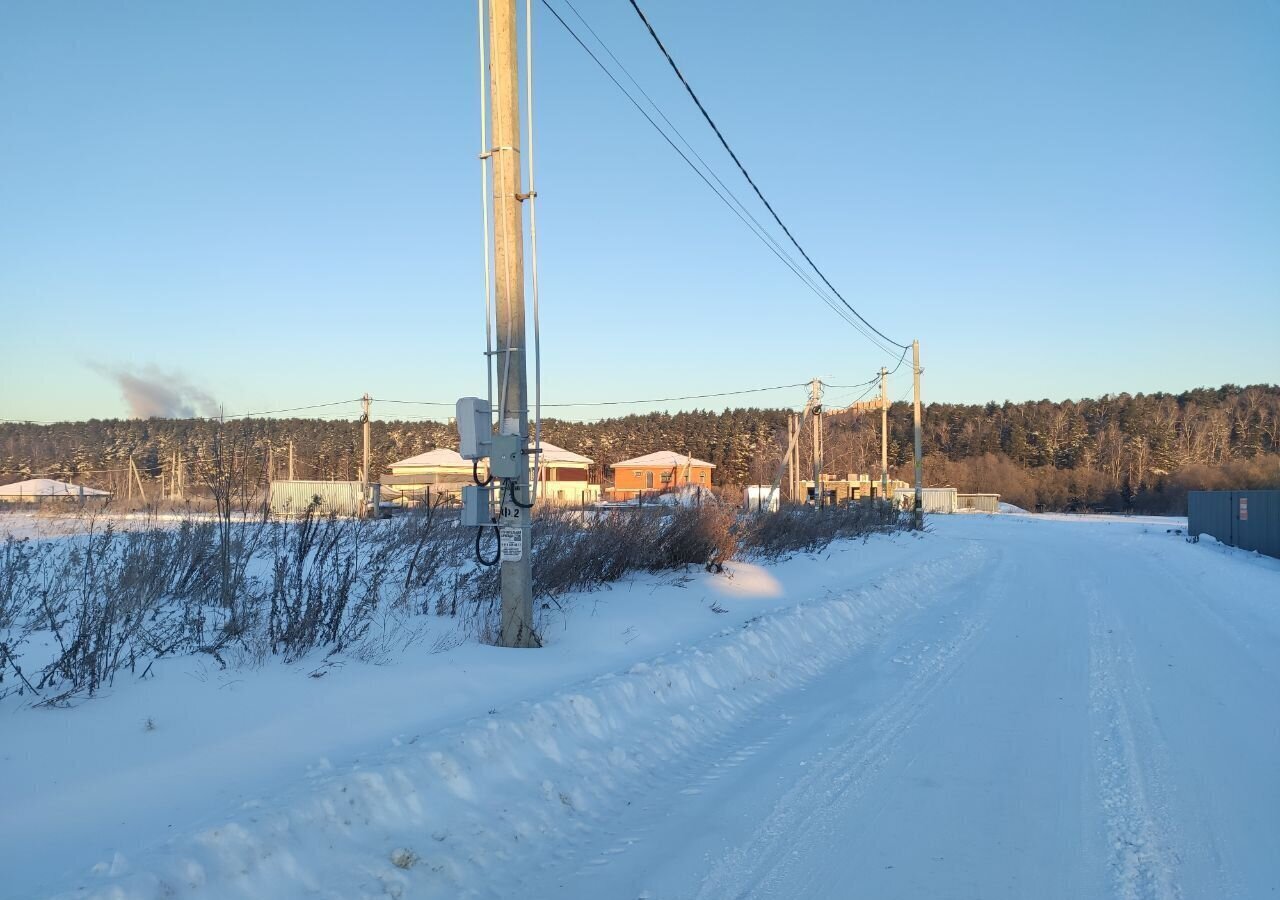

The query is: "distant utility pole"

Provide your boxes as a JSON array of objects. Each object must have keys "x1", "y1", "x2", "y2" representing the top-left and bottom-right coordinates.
[
  {"x1": 360, "y1": 393, "x2": 372, "y2": 493},
  {"x1": 128, "y1": 457, "x2": 147, "y2": 504},
  {"x1": 489, "y1": 0, "x2": 534, "y2": 647},
  {"x1": 913, "y1": 339, "x2": 923, "y2": 518},
  {"x1": 288, "y1": 440, "x2": 295, "y2": 481},
  {"x1": 786, "y1": 414, "x2": 795, "y2": 501},
  {"x1": 880, "y1": 366, "x2": 889, "y2": 501},
  {"x1": 810, "y1": 378, "x2": 823, "y2": 508}
]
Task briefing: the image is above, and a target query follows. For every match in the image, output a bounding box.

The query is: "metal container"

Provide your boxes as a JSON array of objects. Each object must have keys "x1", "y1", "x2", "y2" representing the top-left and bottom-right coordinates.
[
  {"x1": 957, "y1": 493, "x2": 1001, "y2": 513},
  {"x1": 743, "y1": 485, "x2": 780, "y2": 513},
  {"x1": 1189, "y1": 490, "x2": 1280, "y2": 559},
  {"x1": 269, "y1": 480, "x2": 368, "y2": 518},
  {"x1": 893, "y1": 487, "x2": 958, "y2": 514}
]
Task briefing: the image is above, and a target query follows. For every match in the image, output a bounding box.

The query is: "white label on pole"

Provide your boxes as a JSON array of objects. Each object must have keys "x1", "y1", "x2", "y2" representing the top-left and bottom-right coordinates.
[{"x1": 500, "y1": 526, "x2": 523, "y2": 561}]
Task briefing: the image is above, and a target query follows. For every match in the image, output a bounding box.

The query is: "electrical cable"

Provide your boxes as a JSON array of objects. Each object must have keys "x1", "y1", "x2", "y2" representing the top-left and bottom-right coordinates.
[
  {"x1": 626, "y1": 0, "x2": 908, "y2": 354},
  {"x1": 379, "y1": 381, "x2": 808, "y2": 410},
  {"x1": 538, "y1": 0, "x2": 891, "y2": 349},
  {"x1": 558, "y1": 0, "x2": 838, "y2": 332},
  {"x1": 504, "y1": 477, "x2": 535, "y2": 510},
  {"x1": 476, "y1": 525, "x2": 501, "y2": 566}
]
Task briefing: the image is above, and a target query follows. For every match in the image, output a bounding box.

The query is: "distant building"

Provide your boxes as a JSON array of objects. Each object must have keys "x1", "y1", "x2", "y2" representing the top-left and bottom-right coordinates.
[
  {"x1": 0, "y1": 478, "x2": 111, "y2": 503},
  {"x1": 534, "y1": 442, "x2": 600, "y2": 507},
  {"x1": 382, "y1": 448, "x2": 483, "y2": 507},
  {"x1": 609, "y1": 451, "x2": 715, "y2": 501},
  {"x1": 383, "y1": 443, "x2": 598, "y2": 507},
  {"x1": 801, "y1": 473, "x2": 912, "y2": 505}
]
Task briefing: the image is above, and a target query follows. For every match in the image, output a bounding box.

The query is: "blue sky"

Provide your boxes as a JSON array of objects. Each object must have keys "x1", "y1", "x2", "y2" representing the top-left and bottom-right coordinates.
[{"x1": 1, "y1": 0, "x2": 1276, "y2": 423}]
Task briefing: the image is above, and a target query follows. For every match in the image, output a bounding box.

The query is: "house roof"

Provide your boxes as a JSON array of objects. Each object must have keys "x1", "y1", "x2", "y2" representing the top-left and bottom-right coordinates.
[
  {"x1": 0, "y1": 478, "x2": 111, "y2": 497},
  {"x1": 610, "y1": 451, "x2": 716, "y2": 469},
  {"x1": 388, "y1": 442, "x2": 593, "y2": 471},
  {"x1": 538, "y1": 441, "x2": 593, "y2": 466},
  {"x1": 386, "y1": 448, "x2": 473, "y2": 470}
]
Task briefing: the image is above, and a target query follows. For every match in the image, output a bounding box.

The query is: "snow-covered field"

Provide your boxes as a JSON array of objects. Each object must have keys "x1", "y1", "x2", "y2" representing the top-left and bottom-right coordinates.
[{"x1": 3, "y1": 513, "x2": 1277, "y2": 899}]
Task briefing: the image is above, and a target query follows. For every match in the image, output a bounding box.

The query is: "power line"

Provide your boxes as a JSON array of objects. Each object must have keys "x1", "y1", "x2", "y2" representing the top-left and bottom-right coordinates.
[
  {"x1": 539, "y1": 0, "x2": 893, "y2": 349},
  {"x1": 217, "y1": 399, "x2": 365, "y2": 419},
  {"x1": 821, "y1": 375, "x2": 879, "y2": 390},
  {"x1": 626, "y1": 0, "x2": 908, "y2": 354},
  {"x1": 383, "y1": 381, "x2": 809, "y2": 411}
]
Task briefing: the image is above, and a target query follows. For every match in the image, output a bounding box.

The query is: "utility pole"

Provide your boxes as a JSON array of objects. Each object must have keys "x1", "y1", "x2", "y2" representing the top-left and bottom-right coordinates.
[
  {"x1": 912, "y1": 339, "x2": 923, "y2": 519},
  {"x1": 129, "y1": 457, "x2": 147, "y2": 504},
  {"x1": 489, "y1": 0, "x2": 534, "y2": 647},
  {"x1": 810, "y1": 378, "x2": 823, "y2": 507},
  {"x1": 880, "y1": 366, "x2": 889, "y2": 502},
  {"x1": 288, "y1": 440, "x2": 295, "y2": 481},
  {"x1": 360, "y1": 391, "x2": 371, "y2": 486},
  {"x1": 785, "y1": 414, "x2": 794, "y2": 502}
]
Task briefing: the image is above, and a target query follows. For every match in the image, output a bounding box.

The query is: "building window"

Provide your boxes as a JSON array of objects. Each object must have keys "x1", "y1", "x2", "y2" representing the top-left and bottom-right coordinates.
[
  {"x1": 633, "y1": 470, "x2": 642, "y2": 478},
  {"x1": 699, "y1": 472, "x2": 707, "y2": 482}
]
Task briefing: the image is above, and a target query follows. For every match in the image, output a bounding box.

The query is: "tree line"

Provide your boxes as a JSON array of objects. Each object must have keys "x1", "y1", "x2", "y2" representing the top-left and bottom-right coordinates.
[{"x1": 2, "y1": 384, "x2": 1277, "y2": 513}]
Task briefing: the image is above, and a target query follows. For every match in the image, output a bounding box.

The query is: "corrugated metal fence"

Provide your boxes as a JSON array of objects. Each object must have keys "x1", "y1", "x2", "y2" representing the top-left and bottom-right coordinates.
[
  {"x1": 1188, "y1": 490, "x2": 1280, "y2": 559},
  {"x1": 269, "y1": 480, "x2": 369, "y2": 518}
]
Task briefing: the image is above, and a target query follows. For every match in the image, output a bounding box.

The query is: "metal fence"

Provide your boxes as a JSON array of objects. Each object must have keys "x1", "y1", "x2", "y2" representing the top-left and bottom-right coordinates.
[
  {"x1": 957, "y1": 493, "x2": 1001, "y2": 513},
  {"x1": 268, "y1": 480, "x2": 370, "y2": 518},
  {"x1": 1188, "y1": 490, "x2": 1280, "y2": 559}
]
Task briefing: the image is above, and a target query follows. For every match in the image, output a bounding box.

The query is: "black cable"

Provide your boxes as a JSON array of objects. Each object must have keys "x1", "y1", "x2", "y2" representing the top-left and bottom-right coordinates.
[
  {"x1": 473, "y1": 458, "x2": 492, "y2": 486},
  {"x1": 504, "y1": 478, "x2": 536, "y2": 510},
  {"x1": 626, "y1": 0, "x2": 908, "y2": 353},
  {"x1": 539, "y1": 0, "x2": 890, "y2": 349},
  {"x1": 476, "y1": 525, "x2": 500, "y2": 566}
]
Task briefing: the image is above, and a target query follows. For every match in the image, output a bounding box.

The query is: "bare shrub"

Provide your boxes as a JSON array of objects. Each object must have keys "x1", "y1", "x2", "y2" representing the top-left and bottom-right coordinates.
[{"x1": 740, "y1": 501, "x2": 906, "y2": 559}]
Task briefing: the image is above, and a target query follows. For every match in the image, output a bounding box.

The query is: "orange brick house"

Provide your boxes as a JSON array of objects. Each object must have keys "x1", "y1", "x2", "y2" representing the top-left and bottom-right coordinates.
[{"x1": 609, "y1": 451, "x2": 715, "y2": 500}]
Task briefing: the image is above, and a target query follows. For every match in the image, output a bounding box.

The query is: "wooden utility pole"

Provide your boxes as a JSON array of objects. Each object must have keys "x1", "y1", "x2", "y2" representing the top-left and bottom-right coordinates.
[
  {"x1": 129, "y1": 457, "x2": 147, "y2": 504},
  {"x1": 360, "y1": 392, "x2": 372, "y2": 481},
  {"x1": 489, "y1": 0, "x2": 534, "y2": 647},
  {"x1": 912, "y1": 339, "x2": 923, "y2": 518},
  {"x1": 810, "y1": 378, "x2": 823, "y2": 507},
  {"x1": 288, "y1": 440, "x2": 295, "y2": 481},
  {"x1": 880, "y1": 366, "x2": 889, "y2": 502},
  {"x1": 785, "y1": 415, "x2": 795, "y2": 502}
]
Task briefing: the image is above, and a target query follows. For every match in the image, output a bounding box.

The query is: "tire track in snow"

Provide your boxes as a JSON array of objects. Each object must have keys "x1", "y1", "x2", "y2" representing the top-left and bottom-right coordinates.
[
  {"x1": 693, "y1": 549, "x2": 1003, "y2": 900},
  {"x1": 1087, "y1": 591, "x2": 1182, "y2": 900}
]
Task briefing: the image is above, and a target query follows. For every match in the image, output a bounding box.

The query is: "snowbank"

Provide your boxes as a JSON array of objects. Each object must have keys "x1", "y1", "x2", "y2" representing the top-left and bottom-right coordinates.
[{"x1": 8, "y1": 534, "x2": 986, "y2": 899}]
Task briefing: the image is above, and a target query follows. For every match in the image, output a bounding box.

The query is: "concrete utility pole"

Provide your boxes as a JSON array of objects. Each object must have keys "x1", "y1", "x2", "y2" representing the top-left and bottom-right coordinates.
[
  {"x1": 489, "y1": 0, "x2": 535, "y2": 648},
  {"x1": 913, "y1": 339, "x2": 923, "y2": 518},
  {"x1": 288, "y1": 440, "x2": 295, "y2": 481},
  {"x1": 880, "y1": 366, "x2": 889, "y2": 501},
  {"x1": 810, "y1": 378, "x2": 823, "y2": 507}
]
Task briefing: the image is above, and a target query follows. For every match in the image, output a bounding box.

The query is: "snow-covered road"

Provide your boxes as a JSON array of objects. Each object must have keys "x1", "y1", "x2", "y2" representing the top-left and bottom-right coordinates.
[
  {"x1": 7, "y1": 514, "x2": 1279, "y2": 899},
  {"x1": 523, "y1": 516, "x2": 1280, "y2": 899}
]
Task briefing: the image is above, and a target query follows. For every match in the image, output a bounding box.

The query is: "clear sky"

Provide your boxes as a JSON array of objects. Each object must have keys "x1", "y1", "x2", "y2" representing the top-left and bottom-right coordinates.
[{"x1": 1, "y1": 0, "x2": 1277, "y2": 423}]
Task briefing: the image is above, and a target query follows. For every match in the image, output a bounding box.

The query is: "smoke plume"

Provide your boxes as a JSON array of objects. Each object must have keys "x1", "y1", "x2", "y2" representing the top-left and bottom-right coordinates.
[{"x1": 92, "y1": 364, "x2": 220, "y2": 419}]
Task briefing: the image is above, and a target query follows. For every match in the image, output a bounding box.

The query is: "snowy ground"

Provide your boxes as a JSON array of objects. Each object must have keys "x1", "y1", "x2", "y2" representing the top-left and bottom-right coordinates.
[{"x1": 3, "y1": 514, "x2": 1278, "y2": 899}]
